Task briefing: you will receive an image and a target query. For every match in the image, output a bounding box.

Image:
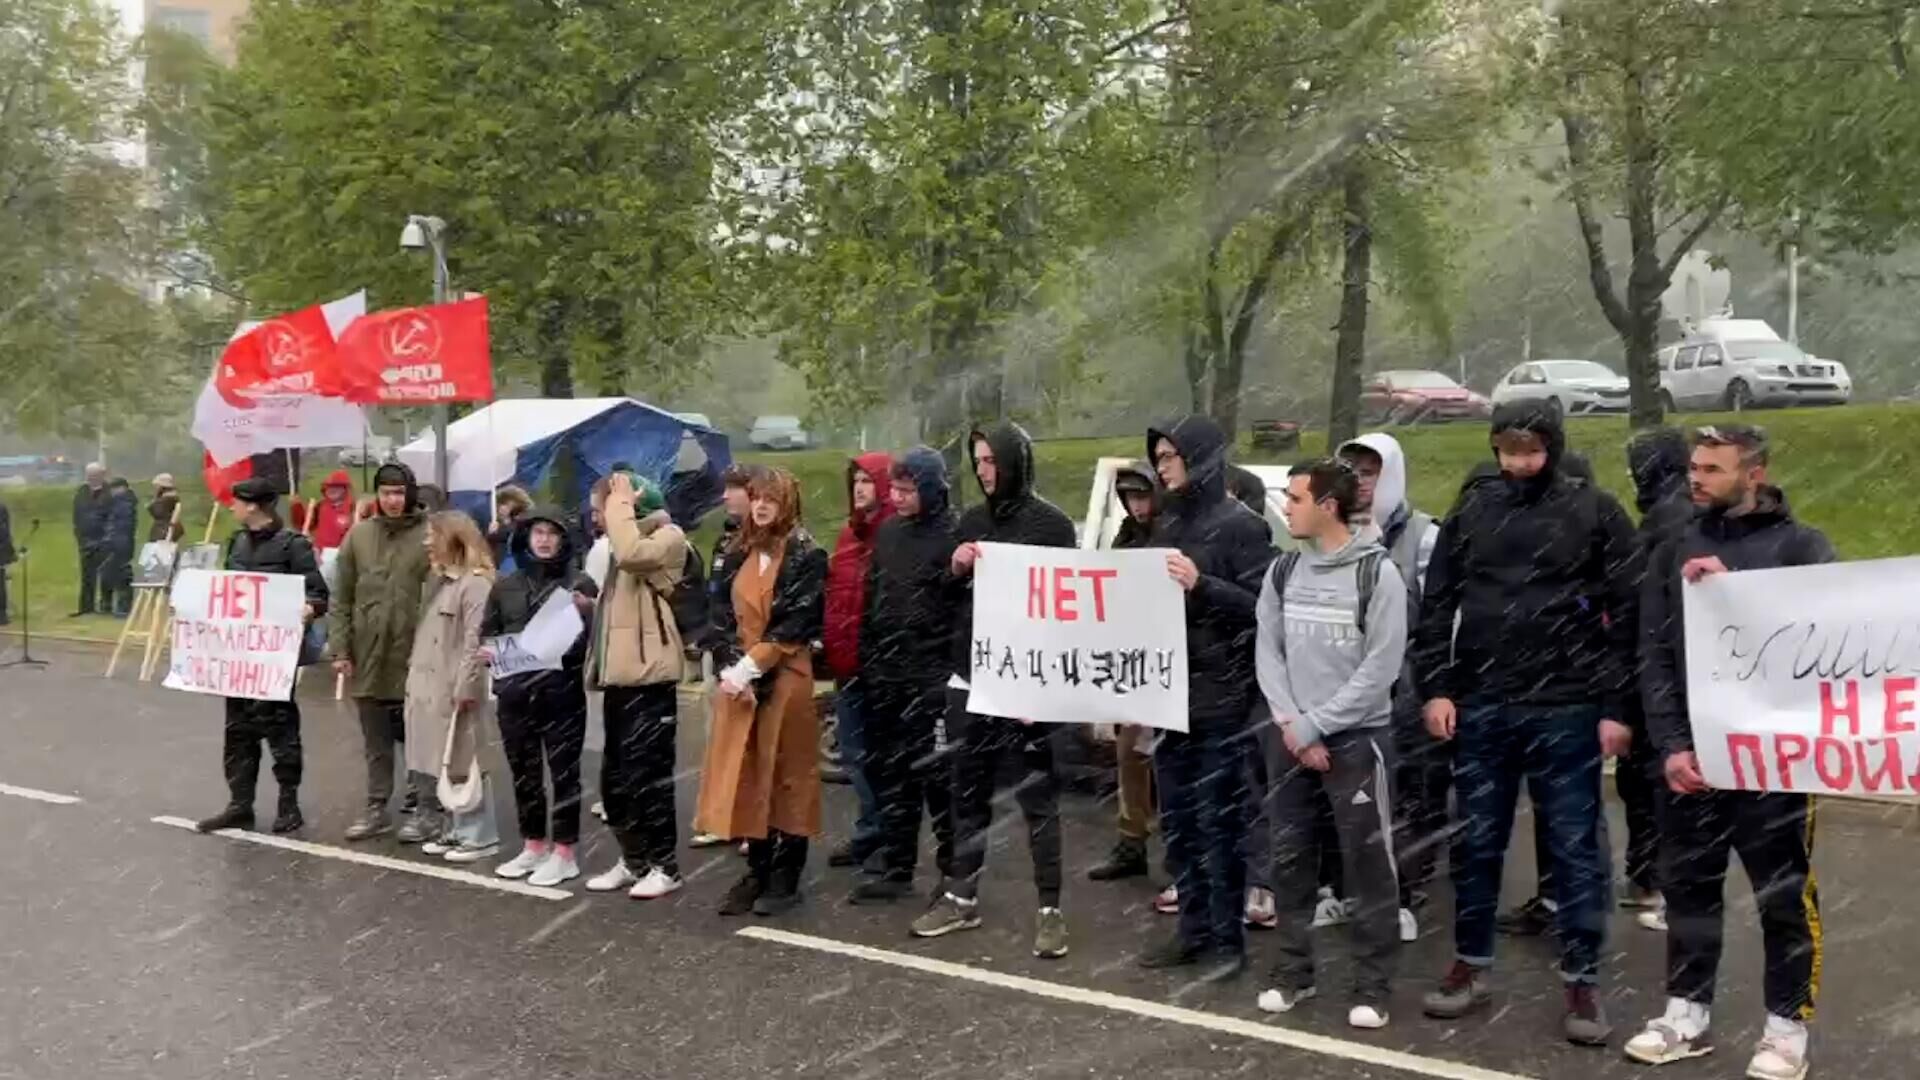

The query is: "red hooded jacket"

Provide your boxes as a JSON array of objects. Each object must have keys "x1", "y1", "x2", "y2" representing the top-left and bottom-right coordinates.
[
  {"x1": 823, "y1": 451, "x2": 895, "y2": 680},
  {"x1": 309, "y1": 470, "x2": 358, "y2": 550}
]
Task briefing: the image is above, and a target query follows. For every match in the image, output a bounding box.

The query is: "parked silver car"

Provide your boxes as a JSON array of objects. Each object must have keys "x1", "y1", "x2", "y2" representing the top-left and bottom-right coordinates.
[{"x1": 748, "y1": 415, "x2": 812, "y2": 451}]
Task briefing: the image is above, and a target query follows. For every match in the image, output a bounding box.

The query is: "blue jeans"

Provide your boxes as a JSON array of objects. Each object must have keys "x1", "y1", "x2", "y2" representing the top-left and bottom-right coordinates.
[
  {"x1": 1451, "y1": 703, "x2": 1607, "y2": 984},
  {"x1": 837, "y1": 680, "x2": 882, "y2": 857},
  {"x1": 1155, "y1": 719, "x2": 1251, "y2": 954}
]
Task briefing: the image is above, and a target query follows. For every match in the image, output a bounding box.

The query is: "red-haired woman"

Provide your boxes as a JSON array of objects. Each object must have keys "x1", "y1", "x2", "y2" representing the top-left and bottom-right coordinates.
[{"x1": 694, "y1": 468, "x2": 827, "y2": 916}]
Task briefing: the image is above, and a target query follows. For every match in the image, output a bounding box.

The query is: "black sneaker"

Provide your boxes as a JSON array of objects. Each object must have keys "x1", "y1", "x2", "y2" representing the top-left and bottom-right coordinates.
[
  {"x1": 195, "y1": 805, "x2": 254, "y2": 833},
  {"x1": 753, "y1": 889, "x2": 801, "y2": 917},
  {"x1": 1495, "y1": 895, "x2": 1557, "y2": 937},
  {"x1": 1087, "y1": 837, "x2": 1149, "y2": 882},
  {"x1": 1136, "y1": 936, "x2": 1207, "y2": 970},
  {"x1": 849, "y1": 876, "x2": 913, "y2": 904},
  {"x1": 719, "y1": 874, "x2": 764, "y2": 917}
]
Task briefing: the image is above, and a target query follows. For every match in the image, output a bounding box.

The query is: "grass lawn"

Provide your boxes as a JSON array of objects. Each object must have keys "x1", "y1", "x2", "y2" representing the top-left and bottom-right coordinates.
[{"x1": 7, "y1": 402, "x2": 1914, "y2": 643}]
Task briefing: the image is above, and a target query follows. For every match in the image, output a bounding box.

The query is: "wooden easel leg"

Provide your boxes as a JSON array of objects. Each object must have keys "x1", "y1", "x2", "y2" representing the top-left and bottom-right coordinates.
[
  {"x1": 140, "y1": 598, "x2": 170, "y2": 682},
  {"x1": 106, "y1": 591, "x2": 148, "y2": 678}
]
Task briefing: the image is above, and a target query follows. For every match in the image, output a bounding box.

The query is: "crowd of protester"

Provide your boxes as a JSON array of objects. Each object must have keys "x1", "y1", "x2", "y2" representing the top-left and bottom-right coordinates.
[{"x1": 182, "y1": 403, "x2": 1831, "y2": 1079}]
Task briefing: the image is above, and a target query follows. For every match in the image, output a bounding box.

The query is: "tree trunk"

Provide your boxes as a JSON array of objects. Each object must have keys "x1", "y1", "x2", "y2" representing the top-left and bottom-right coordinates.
[
  {"x1": 538, "y1": 300, "x2": 573, "y2": 399},
  {"x1": 1620, "y1": 64, "x2": 1667, "y2": 429},
  {"x1": 1327, "y1": 163, "x2": 1373, "y2": 449}
]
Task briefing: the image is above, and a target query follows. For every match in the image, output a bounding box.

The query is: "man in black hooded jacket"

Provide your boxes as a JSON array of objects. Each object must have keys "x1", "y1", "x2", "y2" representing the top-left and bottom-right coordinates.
[
  {"x1": 1415, "y1": 400, "x2": 1640, "y2": 1045},
  {"x1": 194, "y1": 478, "x2": 328, "y2": 836},
  {"x1": 1622, "y1": 424, "x2": 1833, "y2": 1079},
  {"x1": 1136, "y1": 415, "x2": 1274, "y2": 979},
  {"x1": 911, "y1": 422, "x2": 1076, "y2": 961},
  {"x1": 850, "y1": 447, "x2": 959, "y2": 904}
]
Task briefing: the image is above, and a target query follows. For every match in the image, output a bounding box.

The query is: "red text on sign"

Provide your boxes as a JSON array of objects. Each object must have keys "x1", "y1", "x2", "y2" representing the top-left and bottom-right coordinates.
[{"x1": 1027, "y1": 566, "x2": 1118, "y2": 623}]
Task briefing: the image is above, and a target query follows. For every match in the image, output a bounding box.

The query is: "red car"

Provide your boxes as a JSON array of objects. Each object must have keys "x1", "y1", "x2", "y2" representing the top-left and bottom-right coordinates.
[{"x1": 1360, "y1": 370, "x2": 1494, "y2": 425}]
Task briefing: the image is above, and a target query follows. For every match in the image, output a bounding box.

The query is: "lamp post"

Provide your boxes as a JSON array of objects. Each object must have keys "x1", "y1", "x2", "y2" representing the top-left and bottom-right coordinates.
[{"x1": 400, "y1": 214, "x2": 450, "y2": 492}]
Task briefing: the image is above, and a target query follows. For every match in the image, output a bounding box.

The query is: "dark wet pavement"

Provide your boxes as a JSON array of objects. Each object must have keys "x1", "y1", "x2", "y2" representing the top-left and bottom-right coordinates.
[{"x1": 4, "y1": 641, "x2": 1918, "y2": 1079}]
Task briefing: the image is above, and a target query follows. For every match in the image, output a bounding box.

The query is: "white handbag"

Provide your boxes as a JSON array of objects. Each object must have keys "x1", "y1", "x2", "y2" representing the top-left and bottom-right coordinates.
[{"x1": 436, "y1": 707, "x2": 486, "y2": 814}]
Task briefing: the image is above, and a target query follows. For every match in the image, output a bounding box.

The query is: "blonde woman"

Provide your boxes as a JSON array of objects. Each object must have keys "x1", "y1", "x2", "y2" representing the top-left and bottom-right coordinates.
[{"x1": 405, "y1": 511, "x2": 499, "y2": 863}]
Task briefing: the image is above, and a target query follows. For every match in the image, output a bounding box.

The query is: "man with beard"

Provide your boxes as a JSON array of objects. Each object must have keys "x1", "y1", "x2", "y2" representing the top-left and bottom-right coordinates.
[
  {"x1": 1135, "y1": 416, "x2": 1273, "y2": 981},
  {"x1": 1415, "y1": 400, "x2": 1639, "y2": 1046},
  {"x1": 912, "y1": 423, "x2": 1075, "y2": 961},
  {"x1": 330, "y1": 463, "x2": 432, "y2": 841},
  {"x1": 824, "y1": 452, "x2": 896, "y2": 870},
  {"x1": 848, "y1": 448, "x2": 957, "y2": 903},
  {"x1": 1623, "y1": 424, "x2": 1832, "y2": 1080}
]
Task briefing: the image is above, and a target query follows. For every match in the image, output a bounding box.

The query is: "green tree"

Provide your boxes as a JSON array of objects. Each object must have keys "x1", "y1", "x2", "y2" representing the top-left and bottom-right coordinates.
[
  {"x1": 1544, "y1": 0, "x2": 1916, "y2": 425},
  {"x1": 750, "y1": 0, "x2": 1149, "y2": 446},
  {"x1": 0, "y1": 0, "x2": 164, "y2": 435},
  {"x1": 201, "y1": 0, "x2": 763, "y2": 400}
]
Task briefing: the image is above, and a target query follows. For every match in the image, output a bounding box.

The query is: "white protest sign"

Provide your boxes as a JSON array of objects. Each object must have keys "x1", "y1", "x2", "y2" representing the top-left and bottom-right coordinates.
[
  {"x1": 485, "y1": 588, "x2": 585, "y2": 678},
  {"x1": 164, "y1": 569, "x2": 307, "y2": 701},
  {"x1": 318, "y1": 547, "x2": 340, "y2": 592},
  {"x1": 1684, "y1": 556, "x2": 1920, "y2": 799},
  {"x1": 965, "y1": 542, "x2": 1189, "y2": 731}
]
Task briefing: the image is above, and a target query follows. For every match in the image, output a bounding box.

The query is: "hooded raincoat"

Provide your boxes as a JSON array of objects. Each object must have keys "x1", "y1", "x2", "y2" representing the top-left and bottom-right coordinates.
[
  {"x1": 824, "y1": 452, "x2": 896, "y2": 681},
  {"x1": 328, "y1": 463, "x2": 431, "y2": 701}
]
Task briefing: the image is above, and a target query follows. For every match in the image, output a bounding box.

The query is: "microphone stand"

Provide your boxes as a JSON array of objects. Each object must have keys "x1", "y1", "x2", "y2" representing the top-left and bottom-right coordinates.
[{"x1": 1, "y1": 519, "x2": 48, "y2": 669}]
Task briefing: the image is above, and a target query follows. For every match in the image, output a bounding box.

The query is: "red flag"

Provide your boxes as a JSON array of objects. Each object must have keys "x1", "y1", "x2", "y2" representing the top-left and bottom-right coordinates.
[
  {"x1": 214, "y1": 302, "x2": 345, "y2": 405},
  {"x1": 203, "y1": 452, "x2": 253, "y2": 507},
  {"x1": 337, "y1": 296, "x2": 493, "y2": 405}
]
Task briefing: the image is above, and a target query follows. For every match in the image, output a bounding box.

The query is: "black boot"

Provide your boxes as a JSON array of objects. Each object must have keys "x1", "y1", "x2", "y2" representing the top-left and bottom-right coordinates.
[
  {"x1": 722, "y1": 839, "x2": 774, "y2": 916},
  {"x1": 271, "y1": 791, "x2": 304, "y2": 834},
  {"x1": 196, "y1": 804, "x2": 255, "y2": 833},
  {"x1": 1088, "y1": 836, "x2": 1149, "y2": 881},
  {"x1": 753, "y1": 831, "x2": 807, "y2": 916}
]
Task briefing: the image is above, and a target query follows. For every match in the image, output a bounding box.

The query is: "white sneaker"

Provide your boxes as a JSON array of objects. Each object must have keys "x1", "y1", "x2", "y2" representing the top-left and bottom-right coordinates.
[
  {"x1": 1257, "y1": 985, "x2": 1317, "y2": 1014},
  {"x1": 1624, "y1": 997, "x2": 1714, "y2": 1065},
  {"x1": 585, "y1": 860, "x2": 639, "y2": 893},
  {"x1": 1638, "y1": 906, "x2": 1670, "y2": 932},
  {"x1": 443, "y1": 842, "x2": 500, "y2": 864},
  {"x1": 1311, "y1": 894, "x2": 1351, "y2": 928},
  {"x1": 494, "y1": 846, "x2": 547, "y2": 880},
  {"x1": 629, "y1": 867, "x2": 684, "y2": 900},
  {"x1": 1348, "y1": 1004, "x2": 1389, "y2": 1030},
  {"x1": 421, "y1": 836, "x2": 456, "y2": 856},
  {"x1": 1398, "y1": 907, "x2": 1419, "y2": 943},
  {"x1": 589, "y1": 800, "x2": 607, "y2": 821},
  {"x1": 1153, "y1": 884, "x2": 1179, "y2": 914},
  {"x1": 528, "y1": 850, "x2": 580, "y2": 888},
  {"x1": 688, "y1": 831, "x2": 725, "y2": 848},
  {"x1": 1244, "y1": 887, "x2": 1277, "y2": 929},
  {"x1": 1747, "y1": 1016, "x2": 1808, "y2": 1080}
]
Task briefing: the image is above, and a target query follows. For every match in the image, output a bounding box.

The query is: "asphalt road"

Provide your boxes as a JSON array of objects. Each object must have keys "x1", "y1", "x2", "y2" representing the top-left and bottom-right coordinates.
[{"x1": 3, "y1": 640, "x2": 1916, "y2": 1080}]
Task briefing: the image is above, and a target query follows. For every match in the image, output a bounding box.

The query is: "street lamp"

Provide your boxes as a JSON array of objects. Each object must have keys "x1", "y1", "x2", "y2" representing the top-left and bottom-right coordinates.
[{"x1": 399, "y1": 214, "x2": 450, "y2": 492}]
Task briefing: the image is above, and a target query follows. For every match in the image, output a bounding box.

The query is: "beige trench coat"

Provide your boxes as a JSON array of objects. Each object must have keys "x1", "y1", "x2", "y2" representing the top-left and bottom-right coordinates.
[{"x1": 403, "y1": 571, "x2": 492, "y2": 778}]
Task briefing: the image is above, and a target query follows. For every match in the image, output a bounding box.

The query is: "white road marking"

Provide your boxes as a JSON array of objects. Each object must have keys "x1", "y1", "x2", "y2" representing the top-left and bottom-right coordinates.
[
  {"x1": 738, "y1": 926, "x2": 1538, "y2": 1080},
  {"x1": 0, "y1": 782, "x2": 82, "y2": 805},
  {"x1": 150, "y1": 816, "x2": 572, "y2": 901}
]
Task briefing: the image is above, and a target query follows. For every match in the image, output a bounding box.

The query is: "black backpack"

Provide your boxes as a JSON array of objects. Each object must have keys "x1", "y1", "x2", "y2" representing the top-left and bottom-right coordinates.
[
  {"x1": 666, "y1": 539, "x2": 710, "y2": 645},
  {"x1": 1266, "y1": 548, "x2": 1385, "y2": 659}
]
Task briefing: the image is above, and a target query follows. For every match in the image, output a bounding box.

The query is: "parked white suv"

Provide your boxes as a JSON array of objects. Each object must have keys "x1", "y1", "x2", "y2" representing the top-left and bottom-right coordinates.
[{"x1": 1657, "y1": 319, "x2": 1851, "y2": 411}]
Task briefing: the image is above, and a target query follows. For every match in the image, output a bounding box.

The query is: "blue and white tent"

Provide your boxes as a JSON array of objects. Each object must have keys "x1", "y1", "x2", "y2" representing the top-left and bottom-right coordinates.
[{"x1": 396, "y1": 397, "x2": 731, "y2": 529}]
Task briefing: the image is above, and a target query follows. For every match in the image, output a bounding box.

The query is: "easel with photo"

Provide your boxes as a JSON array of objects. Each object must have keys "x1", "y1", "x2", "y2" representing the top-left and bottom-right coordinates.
[{"x1": 107, "y1": 501, "x2": 185, "y2": 681}]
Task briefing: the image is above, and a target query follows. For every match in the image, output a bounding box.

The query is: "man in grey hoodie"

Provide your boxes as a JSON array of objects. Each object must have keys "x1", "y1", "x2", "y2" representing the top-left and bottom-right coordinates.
[{"x1": 1252, "y1": 457, "x2": 1408, "y2": 1030}]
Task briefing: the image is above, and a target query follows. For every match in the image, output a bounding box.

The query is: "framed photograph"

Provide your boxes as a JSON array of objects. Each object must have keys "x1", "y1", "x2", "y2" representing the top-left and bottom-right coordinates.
[
  {"x1": 134, "y1": 542, "x2": 178, "y2": 587},
  {"x1": 177, "y1": 544, "x2": 223, "y2": 573}
]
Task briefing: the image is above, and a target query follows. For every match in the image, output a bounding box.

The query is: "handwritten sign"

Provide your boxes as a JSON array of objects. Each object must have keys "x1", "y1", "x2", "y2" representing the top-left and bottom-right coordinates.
[
  {"x1": 1685, "y1": 556, "x2": 1920, "y2": 799},
  {"x1": 164, "y1": 569, "x2": 306, "y2": 701},
  {"x1": 485, "y1": 588, "x2": 584, "y2": 679},
  {"x1": 965, "y1": 542, "x2": 1189, "y2": 731}
]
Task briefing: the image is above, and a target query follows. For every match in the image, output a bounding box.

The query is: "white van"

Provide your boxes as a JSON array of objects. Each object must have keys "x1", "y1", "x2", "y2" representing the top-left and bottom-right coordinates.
[{"x1": 1657, "y1": 319, "x2": 1851, "y2": 411}]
